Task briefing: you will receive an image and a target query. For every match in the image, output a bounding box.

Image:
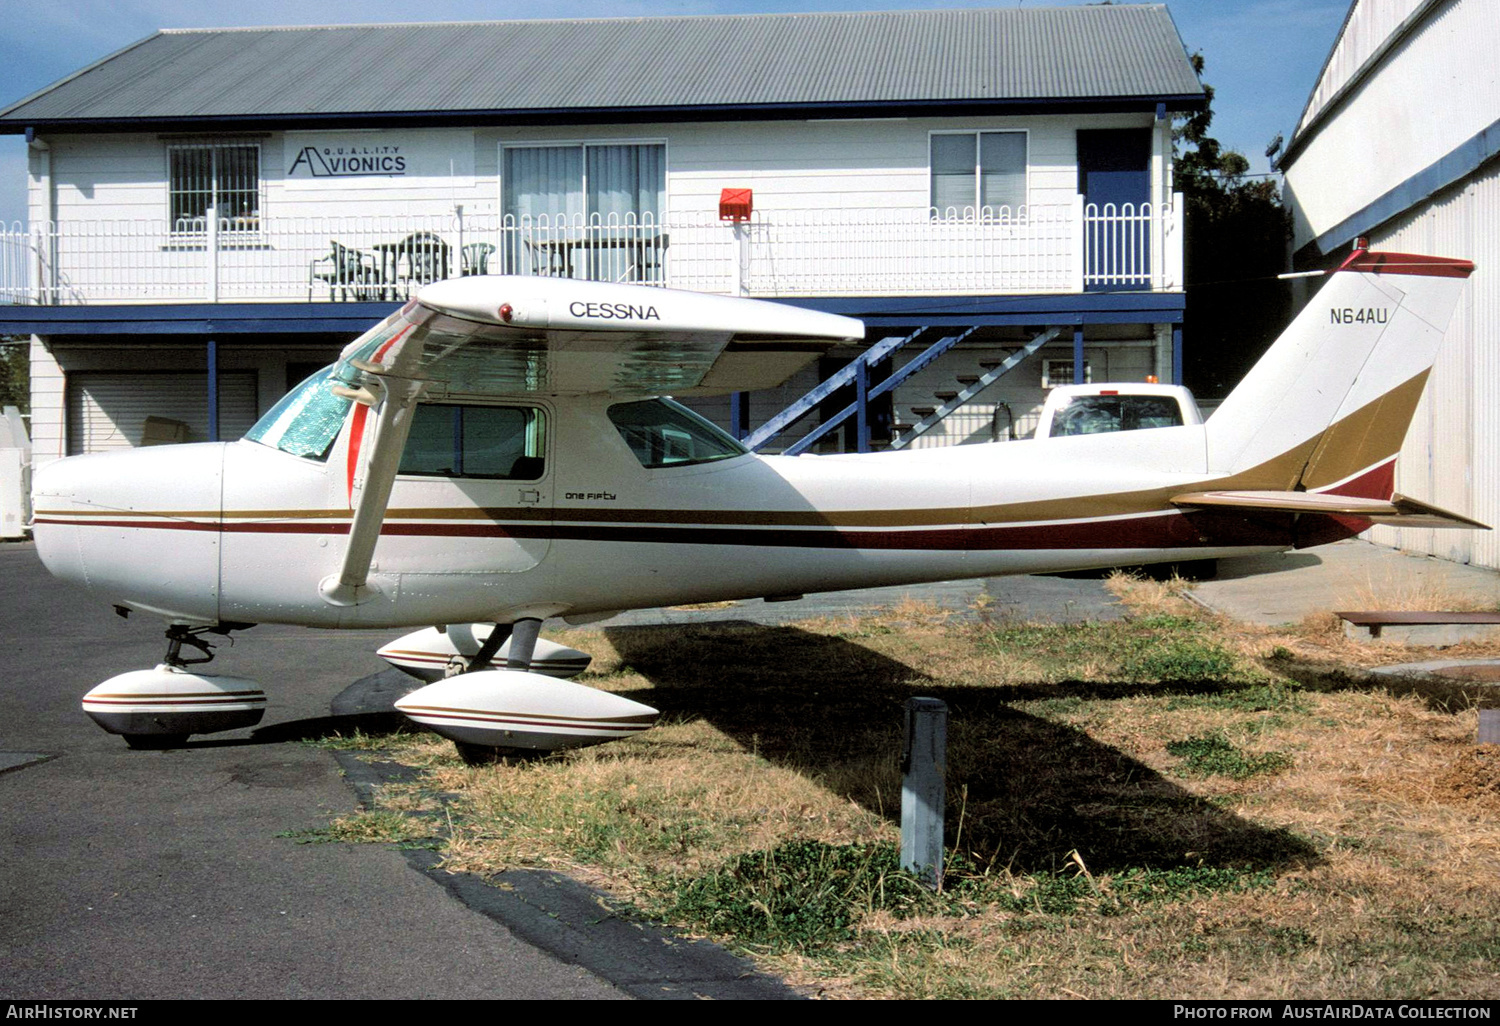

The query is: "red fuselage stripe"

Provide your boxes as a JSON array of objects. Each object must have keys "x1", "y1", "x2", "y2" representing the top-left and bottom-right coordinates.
[{"x1": 34, "y1": 509, "x2": 1314, "y2": 551}]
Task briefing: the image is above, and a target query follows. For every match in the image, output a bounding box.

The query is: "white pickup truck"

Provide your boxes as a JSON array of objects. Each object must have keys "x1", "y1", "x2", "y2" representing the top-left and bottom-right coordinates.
[
  {"x1": 1033, "y1": 382, "x2": 1204, "y2": 440},
  {"x1": 1031, "y1": 383, "x2": 1215, "y2": 578}
]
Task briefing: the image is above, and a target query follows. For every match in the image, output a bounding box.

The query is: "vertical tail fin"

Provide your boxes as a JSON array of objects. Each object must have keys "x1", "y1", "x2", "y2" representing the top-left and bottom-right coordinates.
[{"x1": 1204, "y1": 251, "x2": 1473, "y2": 496}]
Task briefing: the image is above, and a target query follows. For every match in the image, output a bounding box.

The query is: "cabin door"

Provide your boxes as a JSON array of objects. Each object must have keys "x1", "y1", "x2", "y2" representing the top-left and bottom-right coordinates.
[{"x1": 384, "y1": 401, "x2": 554, "y2": 576}]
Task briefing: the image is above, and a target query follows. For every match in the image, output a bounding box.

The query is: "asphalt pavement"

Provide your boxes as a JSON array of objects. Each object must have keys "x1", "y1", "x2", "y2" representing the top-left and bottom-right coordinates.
[
  {"x1": 1189, "y1": 538, "x2": 1500, "y2": 626},
  {"x1": 0, "y1": 542, "x2": 632, "y2": 1000},
  {"x1": 0, "y1": 540, "x2": 1124, "y2": 1001}
]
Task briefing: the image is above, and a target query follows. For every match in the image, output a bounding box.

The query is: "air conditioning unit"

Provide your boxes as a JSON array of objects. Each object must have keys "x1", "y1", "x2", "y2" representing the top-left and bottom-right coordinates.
[{"x1": 1041, "y1": 359, "x2": 1090, "y2": 388}]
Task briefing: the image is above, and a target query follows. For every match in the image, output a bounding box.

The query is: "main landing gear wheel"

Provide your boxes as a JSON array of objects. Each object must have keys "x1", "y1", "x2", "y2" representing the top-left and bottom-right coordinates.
[
  {"x1": 394, "y1": 617, "x2": 661, "y2": 761},
  {"x1": 453, "y1": 741, "x2": 544, "y2": 766}
]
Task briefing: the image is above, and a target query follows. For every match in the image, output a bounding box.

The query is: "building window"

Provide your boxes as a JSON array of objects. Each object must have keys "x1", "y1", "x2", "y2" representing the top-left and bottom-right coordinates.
[
  {"x1": 1041, "y1": 359, "x2": 1091, "y2": 388},
  {"x1": 501, "y1": 143, "x2": 666, "y2": 281},
  {"x1": 168, "y1": 142, "x2": 261, "y2": 234},
  {"x1": 930, "y1": 132, "x2": 1027, "y2": 218}
]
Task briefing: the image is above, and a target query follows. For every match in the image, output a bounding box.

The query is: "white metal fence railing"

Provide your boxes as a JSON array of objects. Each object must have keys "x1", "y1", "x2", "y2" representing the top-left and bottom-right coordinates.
[
  {"x1": 744, "y1": 205, "x2": 1075, "y2": 296},
  {"x1": 0, "y1": 200, "x2": 1178, "y2": 305}
]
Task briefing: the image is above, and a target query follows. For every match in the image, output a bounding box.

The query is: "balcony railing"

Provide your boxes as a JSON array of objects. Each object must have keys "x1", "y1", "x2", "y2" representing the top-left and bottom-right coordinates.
[{"x1": 0, "y1": 197, "x2": 1181, "y2": 306}]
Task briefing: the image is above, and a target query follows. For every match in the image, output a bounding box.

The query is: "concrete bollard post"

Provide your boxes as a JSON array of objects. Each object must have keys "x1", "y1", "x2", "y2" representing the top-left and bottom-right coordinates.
[
  {"x1": 1479, "y1": 708, "x2": 1500, "y2": 745},
  {"x1": 901, "y1": 697, "x2": 948, "y2": 889}
]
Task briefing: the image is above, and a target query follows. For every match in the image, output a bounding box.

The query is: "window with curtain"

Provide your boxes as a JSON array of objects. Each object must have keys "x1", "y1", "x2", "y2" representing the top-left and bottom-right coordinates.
[
  {"x1": 167, "y1": 142, "x2": 261, "y2": 235},
  {"x1": 930, "y1": 132, "x2": 1027, "y2": 219},
  {"x1": 502, "y1": 143, "x2": 666, "y2": 282}
]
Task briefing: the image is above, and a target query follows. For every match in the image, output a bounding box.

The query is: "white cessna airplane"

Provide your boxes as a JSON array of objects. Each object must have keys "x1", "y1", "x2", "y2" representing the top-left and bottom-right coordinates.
[{"x1": 31, "y1": 247, "x2": 1483, "y2": 759}]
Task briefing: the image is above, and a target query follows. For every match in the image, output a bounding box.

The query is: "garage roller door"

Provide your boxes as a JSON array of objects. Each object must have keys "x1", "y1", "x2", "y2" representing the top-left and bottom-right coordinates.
[{"x1": 66, "y1": 372, "x2": 259, "y2": 455}]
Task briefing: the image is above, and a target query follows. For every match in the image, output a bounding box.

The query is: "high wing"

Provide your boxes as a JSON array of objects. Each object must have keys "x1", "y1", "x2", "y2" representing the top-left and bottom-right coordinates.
[
  {"x1": 337, "y1": 275, "x2": 863, "y2": 399},
  {"x1": 1171, "y1": 490, "x2": 1491, "y2": 530},
  {"x1": 319, "y1": 276, "x2": 864, "y2": 606}
]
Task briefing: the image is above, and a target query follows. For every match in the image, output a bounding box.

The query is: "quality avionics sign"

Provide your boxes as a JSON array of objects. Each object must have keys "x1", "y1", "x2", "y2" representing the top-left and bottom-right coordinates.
[
  {"x1": 289, "y1": 144, "x2": 407, "y2": 177},
  {"x1": 283, "y1": 130, "x2": 475, "y2": 190}
]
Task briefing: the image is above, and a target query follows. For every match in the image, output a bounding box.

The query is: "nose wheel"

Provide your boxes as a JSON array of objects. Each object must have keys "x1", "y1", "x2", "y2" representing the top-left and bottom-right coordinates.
[{"x1": 83, "y1": 622, "x2": 265, "y2": 748}]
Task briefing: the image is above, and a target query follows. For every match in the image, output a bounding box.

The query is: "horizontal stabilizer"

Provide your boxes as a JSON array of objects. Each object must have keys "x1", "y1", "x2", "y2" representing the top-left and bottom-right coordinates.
[{"x1": 1171, "y1": 490, "x2": 1490, "y2": 530}]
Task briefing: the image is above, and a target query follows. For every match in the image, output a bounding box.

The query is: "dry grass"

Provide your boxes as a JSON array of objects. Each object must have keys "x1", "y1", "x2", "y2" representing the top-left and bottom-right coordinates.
[
  {"x1": 1337, "y1": 565, "x2": 1499, "y2": 613},
  {"x1": 1104, "y1": 569, "x2": 1200, "y2": 618},
  {"x1": 319, "y1": 594, "x2": 1500, "y2": 999}
]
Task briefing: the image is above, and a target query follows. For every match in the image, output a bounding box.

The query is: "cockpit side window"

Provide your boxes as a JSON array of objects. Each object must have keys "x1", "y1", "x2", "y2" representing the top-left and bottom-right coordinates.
[
  {"x1": 243, "y1": 365, "x2": 352, "y2": 460},
  {"x1": 607, "y1": 398, "x2": 747, "y2": 469},
  {"x1": 399, "y1": 404, "x2": 546, "y2": 480}
]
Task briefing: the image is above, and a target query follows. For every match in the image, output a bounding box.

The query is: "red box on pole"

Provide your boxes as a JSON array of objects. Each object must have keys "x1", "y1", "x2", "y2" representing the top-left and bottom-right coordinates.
[{"x1": 719, "y1": 188, "x2": 753, "y2": 222}]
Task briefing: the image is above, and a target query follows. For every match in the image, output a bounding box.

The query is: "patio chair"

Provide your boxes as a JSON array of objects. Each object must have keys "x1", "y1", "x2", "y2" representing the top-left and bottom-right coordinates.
[
  {"x1": 461, "y1": 242, "x2": 496, "y2": 276},
  {"x1": 308, "y1": 241, "x2": 379, "y2": 301},
  {"x1": 395, "y1": 232, "x2": 451, "y2": 292},
  {"x1": 637, "y1": 232, "x2": 670, "y2": 282}
]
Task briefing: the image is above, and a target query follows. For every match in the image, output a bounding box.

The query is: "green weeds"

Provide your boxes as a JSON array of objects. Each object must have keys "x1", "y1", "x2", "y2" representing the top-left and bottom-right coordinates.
[{"x1": 1166, "y1": 732, "x2": 1293, "y2": 779}]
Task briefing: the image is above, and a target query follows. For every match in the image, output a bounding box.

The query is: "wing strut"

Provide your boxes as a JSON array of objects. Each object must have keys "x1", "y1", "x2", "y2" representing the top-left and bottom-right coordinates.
[{"x1": 319, "y1": 341, "x2": 427, "y2": 607}]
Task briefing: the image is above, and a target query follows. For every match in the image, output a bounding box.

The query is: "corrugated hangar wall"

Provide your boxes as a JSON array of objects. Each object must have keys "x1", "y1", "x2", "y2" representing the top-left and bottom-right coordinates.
[{"x1": 1365, "y1": 166, "x2": 1500, "y2": 570}]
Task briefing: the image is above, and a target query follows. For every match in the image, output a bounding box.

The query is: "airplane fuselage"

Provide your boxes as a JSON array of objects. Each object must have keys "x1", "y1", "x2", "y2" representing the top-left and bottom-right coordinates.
[
  {"x1": 30, "y1": 255, "x2": 1479, "y2": 752},
  {"x1": 33, "y1": 393, "x2": 1312, "y2": 630}
]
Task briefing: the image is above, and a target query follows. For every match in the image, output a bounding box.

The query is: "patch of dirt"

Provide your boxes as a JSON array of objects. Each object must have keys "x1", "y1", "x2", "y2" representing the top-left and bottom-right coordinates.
[{"x1": 1431, "y1": 747, "x2": 1500, "y2": 806}]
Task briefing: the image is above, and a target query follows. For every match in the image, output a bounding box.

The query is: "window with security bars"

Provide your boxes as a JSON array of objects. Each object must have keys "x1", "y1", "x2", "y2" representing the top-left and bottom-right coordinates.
[{"x1": 168, "y1": 143, "x2": 261, "y2": 234}]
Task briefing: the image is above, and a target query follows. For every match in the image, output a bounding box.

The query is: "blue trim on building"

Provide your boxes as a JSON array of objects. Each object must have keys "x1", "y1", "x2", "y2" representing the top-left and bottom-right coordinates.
[
  {"x1": 206, "y1": 339, "x2": 218, "y2": 442},
  {"x1": 3, "y1": 94, "x2": 1206, "y2": 137},
  {"x1": 0, "y1": 302, "x2": 398, "y2": 336},
  {"x1": 1313, "y1": 116, "x2": 1500, "y2": 254},
  {"x1": 778, "y1": 291, "x2": 1185, "y2": 328},
  {"x1": 2, "y1": 292, "x2": 1184, "y2": 337}
]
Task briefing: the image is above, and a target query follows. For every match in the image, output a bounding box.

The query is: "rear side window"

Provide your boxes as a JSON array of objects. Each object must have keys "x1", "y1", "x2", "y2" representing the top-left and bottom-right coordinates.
[
  {"x1": 400, "y1": 404, "x2": 545, "y2": 479},
  {"x1": 607, "y1": 398, "x2": 746, "y2": 469}
]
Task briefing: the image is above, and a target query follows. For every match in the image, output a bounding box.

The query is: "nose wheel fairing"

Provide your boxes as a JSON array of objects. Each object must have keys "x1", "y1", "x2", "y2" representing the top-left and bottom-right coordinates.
[
  {"x1": 81, "y1": 622, "x2": 263, "y2": 747},
  {"x1": 81, "y1": 665, "x2": 267, "y2": 741}
]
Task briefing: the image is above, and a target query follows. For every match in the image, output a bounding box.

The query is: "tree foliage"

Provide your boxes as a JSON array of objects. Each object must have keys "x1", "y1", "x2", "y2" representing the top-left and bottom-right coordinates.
[
  {"x1": 0, "y1": 338, "x2": 28, "y2": 413},
  {"x1": 1175, "y1": 54, "x2": 1292, "y2": 398}
]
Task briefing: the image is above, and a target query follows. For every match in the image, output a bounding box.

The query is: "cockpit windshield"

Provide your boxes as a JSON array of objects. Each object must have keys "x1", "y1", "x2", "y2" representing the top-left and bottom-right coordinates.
[
  {"x1": 243, "y1": 365, "x2": 353, "y2": 460},
  {"x1": 243, "y1": 310, "x2": 413, "y2": 460}
]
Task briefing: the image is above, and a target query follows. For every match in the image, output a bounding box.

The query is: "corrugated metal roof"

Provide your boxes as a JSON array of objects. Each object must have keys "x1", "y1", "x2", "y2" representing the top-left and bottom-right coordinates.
[{"x1": 1, "y1": 6, "x2": 1203, "y2": 129}]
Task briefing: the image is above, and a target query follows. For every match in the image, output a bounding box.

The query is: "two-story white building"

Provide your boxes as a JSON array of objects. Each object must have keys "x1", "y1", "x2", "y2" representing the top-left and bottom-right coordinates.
[{"x1": 0, "y1": 5, "x2": 1202, "y2": 462}]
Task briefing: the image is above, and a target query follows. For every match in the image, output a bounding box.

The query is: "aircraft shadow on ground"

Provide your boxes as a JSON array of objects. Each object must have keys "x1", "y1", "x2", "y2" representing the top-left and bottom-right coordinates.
[
  {"x1": 1210, "y1": 551, "x2": 1323, "y2": 581},
  {"x1": 605, "y1": 620, "x2": 1318, "y2": 876},
  {"x1": 176, "y1": 711, "x2": 412, "y2": 749}
]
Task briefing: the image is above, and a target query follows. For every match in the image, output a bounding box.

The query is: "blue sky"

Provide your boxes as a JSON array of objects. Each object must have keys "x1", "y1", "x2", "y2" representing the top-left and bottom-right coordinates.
[{"x1": 0, "y1": 0, "x2": 1351, "y2": 225}]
